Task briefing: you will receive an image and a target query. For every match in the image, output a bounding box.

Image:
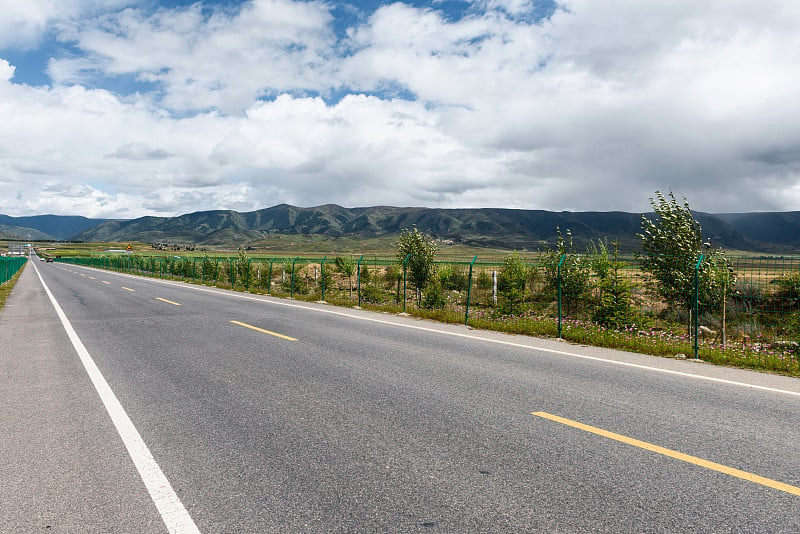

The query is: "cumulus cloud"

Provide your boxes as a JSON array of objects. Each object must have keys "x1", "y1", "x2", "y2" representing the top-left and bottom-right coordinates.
[
  {"x1": 2, "y1": 0, "x2": 800, "y2": 217},
  {"x1": 0, "y1": 0, "x2": 133, "y2": 48},
  {"x1": 0, "y1": 59, "x2": 14, "y2": 81},
  {"x1": 52, "y1": 0, "x2": 335, "y2": 112}
]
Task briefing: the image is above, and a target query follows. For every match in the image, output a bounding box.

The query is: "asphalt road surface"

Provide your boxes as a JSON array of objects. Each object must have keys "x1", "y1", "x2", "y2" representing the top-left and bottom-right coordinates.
[{"x1": 2, "y1": 258, "x2": 799, "y2": 532}]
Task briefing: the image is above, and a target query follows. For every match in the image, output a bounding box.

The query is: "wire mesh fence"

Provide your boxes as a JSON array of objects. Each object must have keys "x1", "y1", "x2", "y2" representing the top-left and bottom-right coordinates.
[
  {"x1": 1, "y1": 256, "x2": 27, "y2": 285},
  {"x1": 57, "y1": 252, "x2": 800, "y2": 374}
]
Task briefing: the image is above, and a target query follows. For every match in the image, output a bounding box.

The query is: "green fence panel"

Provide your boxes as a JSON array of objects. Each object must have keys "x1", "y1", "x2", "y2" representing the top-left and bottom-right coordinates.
[
  {"x1": 48, "y1": 251, "x2": 800, "y2": 374},
  {"x1": 0, "y1": 256, "x2": 27, "y2": 285}
]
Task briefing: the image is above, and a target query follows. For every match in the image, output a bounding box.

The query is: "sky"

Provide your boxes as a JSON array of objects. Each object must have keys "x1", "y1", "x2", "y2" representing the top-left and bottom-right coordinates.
[{"x1": 1, "y1": 0, "x2": 800, "y2": 219}]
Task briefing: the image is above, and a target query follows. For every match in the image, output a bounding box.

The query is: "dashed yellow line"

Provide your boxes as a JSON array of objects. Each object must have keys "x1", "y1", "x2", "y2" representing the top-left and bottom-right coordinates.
[
  {"x1": 102, "y1": 281, "x2": 111, "y2": 285},
  {"x1": 229, "y1": 320, "x2": 297, "y2": 341},
  {"x1": 532, "y1": 411, "x2": 800, "y2": 497},
  {"x1": 156, "y1": 297, "x2": 181, "y2": 306},
  {"x1": 121, "y1": 286, "x2": 135, "y2": 292}
]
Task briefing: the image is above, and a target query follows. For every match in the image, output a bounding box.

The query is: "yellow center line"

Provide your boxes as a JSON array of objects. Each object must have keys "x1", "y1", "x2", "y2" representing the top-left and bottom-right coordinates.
[
  {"x1": 156, "y1": 297, "x2": 181, "y2": 306},
  {"x1": 102, "y1": 281, "x2": 111, "y2": 285},
  {"x1": 229, "y1": 320, "x2": 298, "y2": 341},
  {"x1": 121, "y1": 286, "x2": 135, "y2": 292},
  {"x1": 532, "y1": 411, "x2": 800, "y2": 497}
]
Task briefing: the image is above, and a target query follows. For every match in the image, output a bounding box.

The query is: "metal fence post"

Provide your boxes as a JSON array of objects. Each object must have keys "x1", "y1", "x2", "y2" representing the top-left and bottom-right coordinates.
[
  {"x1": 357, "y1": 256, "x2": 364, "y2": 307},
  {"x1": 246, "y1": 258, "x2": 251, "y2": 292},
  {"x1": 320, "y1": 257, "x2": 327, "y2": 301},
  {"x1": 557, "y1": 254, "x2": 566, "y2": 338},
  {"x1": 694, "y1": 254, "x2": 704, "y2": 359},
  {"x1": 402, "y1": 254, "x2": 411, "y2": 313},
  {"x1": 291, "y1": 257, "x2": 299, "y2": 299},
  {"x1": 268, "y1": 258, "x2": 275, "y2": 293},
  {"x1": 465, "y1": 255, "x2": 478, "y2": 325}
]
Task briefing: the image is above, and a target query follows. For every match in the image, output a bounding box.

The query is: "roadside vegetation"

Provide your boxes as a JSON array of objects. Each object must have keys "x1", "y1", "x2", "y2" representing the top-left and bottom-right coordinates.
[{"x1": 34, "y1": 192, "x2": 800, "y2": 377}]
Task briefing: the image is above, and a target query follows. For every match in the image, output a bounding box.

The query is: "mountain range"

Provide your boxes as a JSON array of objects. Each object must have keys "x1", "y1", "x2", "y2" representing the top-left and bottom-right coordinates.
[
  {"x1": 0, "y1": 214, "x2": 111, "y2": 241},
  {"x1": 3, "y1": 204, "x2": 800, "y2": 253}
]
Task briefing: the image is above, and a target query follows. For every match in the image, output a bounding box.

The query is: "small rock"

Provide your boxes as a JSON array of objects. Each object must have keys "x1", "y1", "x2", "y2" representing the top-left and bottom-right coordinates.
[{"x1": 675, "y1": 353, "x2": 687, "y2": 360}]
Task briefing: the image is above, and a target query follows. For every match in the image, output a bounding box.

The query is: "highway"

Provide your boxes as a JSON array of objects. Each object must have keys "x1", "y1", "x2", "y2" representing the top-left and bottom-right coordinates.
[{"x1": 2, "y1": 257, "x2": 799, "y2": 532}]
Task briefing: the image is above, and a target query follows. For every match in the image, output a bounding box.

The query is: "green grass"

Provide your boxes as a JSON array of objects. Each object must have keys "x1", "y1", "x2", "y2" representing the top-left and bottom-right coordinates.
[{"x1": 29, "y1": 238, "x2": 518, "y2": 261}]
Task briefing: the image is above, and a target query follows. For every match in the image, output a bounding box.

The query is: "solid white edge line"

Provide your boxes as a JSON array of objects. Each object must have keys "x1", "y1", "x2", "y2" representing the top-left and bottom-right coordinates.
[
  {"x1": 32, "y1": 262, "x2": 200, "y2": 533},
  {"x1": 70, "y1": 264, "x2": 800, "y2": 399}
]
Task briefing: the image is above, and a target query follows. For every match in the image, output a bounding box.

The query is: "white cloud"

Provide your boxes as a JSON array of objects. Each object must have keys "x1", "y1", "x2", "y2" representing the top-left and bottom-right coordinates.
[
  {"x1": 3, "y1": 0, "x2": 800, "y2": 217},
  {"x1": 0, "y1": 59, "x2": 14, "y2": 81},
  {"x1": 0, "y1": 0, "x2": 134, "y2": 48},
  {"x1": 53, "y1": 0, "x2": 335, "y2": 112}
]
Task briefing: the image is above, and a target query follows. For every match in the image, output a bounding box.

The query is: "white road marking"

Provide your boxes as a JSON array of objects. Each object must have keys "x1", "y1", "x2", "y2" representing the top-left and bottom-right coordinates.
[{"x1": 32, "y1": 262, "x2": 200, "y2": 534}]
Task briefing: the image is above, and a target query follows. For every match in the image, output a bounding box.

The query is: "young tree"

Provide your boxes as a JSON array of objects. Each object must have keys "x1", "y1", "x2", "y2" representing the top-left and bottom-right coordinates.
[
  {"x1": 589, "y1": 239, "x2": 634, "y2": 328},
  {"x1": 637, "y1": 191, "x2": 735, "y2": 330},
  {"x1": 235, "y1": 247, "x2": 251, "y2": 287},
  {"x1": 543, "y1": 227, "x2": 590, "y2": 315},
  {"x1": 497, "y1": 252, "x2": 529, "y2": 315},
  {"x1": 335, "y1": 255, "x2": 356, "y2": 298},
  {"x1": 396, "y1": 227, "x2": 438, "y2": 303},
  {"x1": 360, "y1": 263, "x2": 371, "y2": 284}
]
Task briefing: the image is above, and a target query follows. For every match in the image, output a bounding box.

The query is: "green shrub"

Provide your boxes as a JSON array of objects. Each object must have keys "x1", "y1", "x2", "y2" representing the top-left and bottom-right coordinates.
[
  {"x1": 543, "y1": 227, "x2": 590, "y2": 316},
  {"x1": 590, "y1": 240, "x2": 636, "y2": 328},
  {"x1": 422, "y1": 280, "x2": 446, "y2": 309},
  {"x1": 438, "y1": 264, "x2": 468, "y2": 291},
  {"x1": 360, "y1": 284, "x2": 385, "y2": 303},
  {"x1": 384, "y1": 264, "x2": 401, "y2": 287},
  {"x1": 497, "y1": 253, "x2": 529, "y2": 316},
  {"x1": 476, "y1": 270, "x2": 492, "y2": 291},
  {"x1": 360, "y1": 264, "x2": 372, "y2": 285}
]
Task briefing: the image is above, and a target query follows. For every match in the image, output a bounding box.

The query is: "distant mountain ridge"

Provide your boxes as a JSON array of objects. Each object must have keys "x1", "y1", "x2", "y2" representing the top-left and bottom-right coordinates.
[
  {"x1": 69, "y1": 204, "x2": 800, "y2": 252},
  {"x1": 5, "y1": 205, "x2": 800, "y2": 252},
  {"x1": 0, "y1": 214, "x2": 112, "y2": 241}
]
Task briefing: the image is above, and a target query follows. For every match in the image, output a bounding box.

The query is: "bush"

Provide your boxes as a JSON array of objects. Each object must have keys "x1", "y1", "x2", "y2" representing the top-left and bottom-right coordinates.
[
  {"x1": 497, "y1": 253, "x2": 529, "y2": 316},
  {"x1": 235, "y1": 248, "x2": 253, "y2": 288},
  {"x1": 438, "y1": 264, "x2": 468, "y2": 291},
  {"x1": 590, "y1": 240, "x2": 636, "y2": 328},
  {"x1": 384, "y1": 264, "x2": 401, "y2": 287},
  {"x1": 543, "y1": 228, "x2": 590, "y2": 315},
  {"x1": 360, "y1": 284, "x2": 385, "y2": 304},
  {"x1": 201, "y1": 256, "x2": 218, "y2": 282},
  {"x1": 422, "y1": 280, "x2": 446, "y2": 309},
  {"x1": 360, "y1": 264, "x2": 372, "y2": 285},
  {"x1": 283, "y1": 276, "x2": 309, "y2": 295},
  {"x1": 335, "y1": 256, "x2": 356, "y2": 297},
  {"x1": 772, "y1": 273, "x2": 800, "y2": 312},
  {"x1": 476, "y1": 270, "x2": 492, "y2": 291}
]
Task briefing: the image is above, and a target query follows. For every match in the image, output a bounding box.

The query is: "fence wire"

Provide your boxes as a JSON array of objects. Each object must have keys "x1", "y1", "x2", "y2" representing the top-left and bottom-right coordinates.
[
  {"x1": 57, "y1": 252, "x2": 800, "y2": 374},
  {"x1": 1, "y1": 256, "x2": 27, "y2": 285}
]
